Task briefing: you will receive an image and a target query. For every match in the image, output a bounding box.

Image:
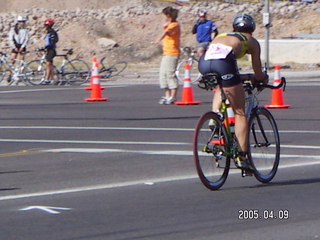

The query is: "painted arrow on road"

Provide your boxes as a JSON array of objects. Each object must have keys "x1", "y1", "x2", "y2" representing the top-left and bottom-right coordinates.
[{"x1": 19, "y1": 206, "x2": 72, "y2": 214}]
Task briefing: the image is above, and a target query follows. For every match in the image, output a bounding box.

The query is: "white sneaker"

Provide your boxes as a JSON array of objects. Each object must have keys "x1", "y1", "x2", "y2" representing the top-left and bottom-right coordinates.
[
  {"x1": 158, "y1": 96, "x2": 167, "y2": 104},
  {"x1": 165, "y1": 97, "x2": 176, "y2": 105}
]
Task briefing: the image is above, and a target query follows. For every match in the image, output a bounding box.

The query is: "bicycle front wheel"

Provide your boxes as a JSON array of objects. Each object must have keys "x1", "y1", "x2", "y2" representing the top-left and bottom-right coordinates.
[
  {"x1": 62, "y1": 59, "x2": 90, "y2": 85},
  {"x1": 24, "y1": 60, "x2": 46, "y2": 85},
  {"x1": 248, "y1": 107, "x2": 280, "y2": 183},
  {"x1": 193, "y1": 111, "x2": 230, "y2": 190},
  {"x1": 175, "y1": 58, "x2": 201, "y2": 84}
]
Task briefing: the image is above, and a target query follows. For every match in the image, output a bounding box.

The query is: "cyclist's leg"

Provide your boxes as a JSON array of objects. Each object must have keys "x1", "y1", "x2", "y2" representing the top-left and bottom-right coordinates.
[
  {"x1": 212, "y1": 86, "x2": 222, "y2": 112},
  {"x1": 45, "y1": 49, "x2": 56, "y2": 82},
  {"x1": 197, "y1": 42, "x2": 210, "y2": 57},
  {"x1": 223, "y1": 83, "x2": 248, "y2": 153}
]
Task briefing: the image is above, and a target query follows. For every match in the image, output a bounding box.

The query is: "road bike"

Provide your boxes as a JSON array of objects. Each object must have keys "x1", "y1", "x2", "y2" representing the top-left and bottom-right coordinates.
[
  {"x1": 193, "y1": 72, "x2": 286, "y2": 190},
  {"x1": 24, "y1": 48, "x2": 90, "y2": 85},
  {"x1": 98, "y1": 56, "x2": 127, "y2": 82},
  {"x1": 0, "y1": 51, "x2": 32, "y2": 86},
  {"x1": 175, "y1": 47, "x2": 202, "y2": 84}
]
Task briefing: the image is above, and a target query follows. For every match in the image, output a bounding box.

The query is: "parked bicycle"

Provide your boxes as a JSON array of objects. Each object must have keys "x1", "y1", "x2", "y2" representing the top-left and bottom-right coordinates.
[
  {"x1": 193, "y1": 72, "x2": 286, "y2": 190},
  {"x1": 98, "y1": 56, "x2": 127, "y2": 82},
  {"x1": 0, "y1": 51, "x2": 32, "y2": 86},
  {"x1": 24, "y1": 48, "x2": 90, "y2": 85},
  {"x1": 175, "y1": 47, "x2": 201, "y2": 84}
]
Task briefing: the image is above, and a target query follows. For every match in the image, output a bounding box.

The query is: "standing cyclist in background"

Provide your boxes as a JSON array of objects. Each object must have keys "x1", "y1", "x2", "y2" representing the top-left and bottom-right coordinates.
[
  {"x1": 198, "y1": 13, "x2": 268, "y2": 173},
  {"x1": 192, "y1": 11, "x2": 218, "y2": 57},
  {"x1": 44, "y1": 18, "x2": 59, "y2": 84},
  {"x1": 8, "y1": 16, "x2": 29, "y2": 83},
  {"x1": 156, "y1": 6, "x2": 181, "y2": 105}
]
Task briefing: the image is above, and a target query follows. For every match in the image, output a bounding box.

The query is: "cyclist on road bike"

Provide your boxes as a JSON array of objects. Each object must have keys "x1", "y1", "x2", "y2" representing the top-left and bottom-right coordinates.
[
  {"x1": 44, "y1": 18, "x2": 59, "y2": 84},
  {"x1": 198, "y1": 13, "x2": 268, "y2": 171}
]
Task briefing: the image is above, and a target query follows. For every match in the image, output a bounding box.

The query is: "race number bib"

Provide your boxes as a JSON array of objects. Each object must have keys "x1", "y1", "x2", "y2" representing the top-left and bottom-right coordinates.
[{"x1": 204, "y1": 43, "x2": 232, "y2": 60}]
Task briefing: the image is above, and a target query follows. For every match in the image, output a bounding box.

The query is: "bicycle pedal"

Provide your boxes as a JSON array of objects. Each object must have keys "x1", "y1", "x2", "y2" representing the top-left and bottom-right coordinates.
[{"x1": 241, "y1": 169, "x2": 254, "y2": 177}]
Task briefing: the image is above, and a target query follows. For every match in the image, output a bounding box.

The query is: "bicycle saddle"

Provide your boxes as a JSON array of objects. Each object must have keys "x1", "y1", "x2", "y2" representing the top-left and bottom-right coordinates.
[{"x1": 198, "y1": 72, "x2": 221, "y2": 91}]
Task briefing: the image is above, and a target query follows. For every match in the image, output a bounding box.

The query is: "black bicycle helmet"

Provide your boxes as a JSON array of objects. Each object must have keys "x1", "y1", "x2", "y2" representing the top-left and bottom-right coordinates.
[{"x1": 233, "y1": 13, "x2": 256, "y2": 33}]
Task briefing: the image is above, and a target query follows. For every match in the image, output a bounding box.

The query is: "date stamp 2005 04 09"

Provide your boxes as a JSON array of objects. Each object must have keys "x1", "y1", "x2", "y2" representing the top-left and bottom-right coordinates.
[{"x1": 238, "y1": 209, "x2": 289, "y2": 220}]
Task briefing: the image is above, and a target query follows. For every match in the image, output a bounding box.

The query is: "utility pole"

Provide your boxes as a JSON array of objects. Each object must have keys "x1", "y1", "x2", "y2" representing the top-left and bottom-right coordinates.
[{"x1": 263, "y1": 0, "x2": 271, "y2": 69}]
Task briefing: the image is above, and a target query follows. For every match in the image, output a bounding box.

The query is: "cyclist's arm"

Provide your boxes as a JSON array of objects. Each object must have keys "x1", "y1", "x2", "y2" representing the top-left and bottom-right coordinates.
[
  {"x1": 8, "y1": 29, "x2": 16, "y2": 49},
  {"x1": 247, "y1": 38, "x2": 268, "y2": 84},
  {"x1": 20, "y1": 29, "x2": 29, "y2": 49},
  {"x1": 211, "y1": 21, "x2": 219, "y2": 39}
]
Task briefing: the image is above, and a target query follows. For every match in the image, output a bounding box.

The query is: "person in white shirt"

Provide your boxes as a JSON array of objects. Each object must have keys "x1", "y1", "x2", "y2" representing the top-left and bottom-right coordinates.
[
  {"x1": 8, "y1": 16, "x2": 29, "y2": 82},
  {"x1": 9, "y1": 16, "x2": 29, "y2": 60}
]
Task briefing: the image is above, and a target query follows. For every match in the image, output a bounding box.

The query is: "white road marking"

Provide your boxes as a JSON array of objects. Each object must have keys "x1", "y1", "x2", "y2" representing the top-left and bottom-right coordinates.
[
  {"x1": 1, "y1": 126, "x2": 320, "y2": 134},
  {"x1": 1, "y1": 159, "x2": 320, "y2": 202},
  {"x1": 41, "y1": 148, "x2": 320, "y2": 158},
  {"x1": 0, "y1": 85, "x2": 125, "y2": 94},
  {"x1": 19, "y1": 206, "x2": 71, "y2": 214},
  {"x1": 0, "y1": 125, "x2": 319, "y2": 202},
  {"x1": 0, "y1": 139, "x2": 188, "y2": 146}
]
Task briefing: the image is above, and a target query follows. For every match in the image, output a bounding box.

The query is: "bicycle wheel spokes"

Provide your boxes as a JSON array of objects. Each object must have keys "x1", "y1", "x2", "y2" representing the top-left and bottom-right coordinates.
[
  {"x1": 248, "y1": 107, "x2": 280, "y2": 183},
  {"x1": 62, "y1": 59, "x2": 90, "y2": 85},
  {"x1": 24, "y1": 60, "x2": 46, "y2": 85},
  {"x1": 108, "y1": 61, "x2": 127, "y2": 78},
  {"x1": 175, "y1": 59, "x2": 201, "y2": 84},
  {"x1": 193, "y1": 112, "x2": 230, "y2": 190}
]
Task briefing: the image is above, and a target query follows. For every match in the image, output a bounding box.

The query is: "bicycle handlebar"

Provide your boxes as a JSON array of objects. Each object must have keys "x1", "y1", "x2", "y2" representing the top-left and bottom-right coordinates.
[
  {"x1": 198, "y1": 72, "x2": 287, "y2": 92},
  {"x1": 255, "y1": 77, "x2": 286, "y2": 91},
  {"x1": 35, "y1": 48, "x2": 73, "y2": 56},
  {"x1": 241, "y1": 74, "x2": 286, "y2": 92}
]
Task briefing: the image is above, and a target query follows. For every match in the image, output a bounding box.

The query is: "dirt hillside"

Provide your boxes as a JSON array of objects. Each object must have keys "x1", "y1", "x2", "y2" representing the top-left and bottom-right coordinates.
[{"x1": 1, "y1": 0, "x2": 319, "y2": 67}]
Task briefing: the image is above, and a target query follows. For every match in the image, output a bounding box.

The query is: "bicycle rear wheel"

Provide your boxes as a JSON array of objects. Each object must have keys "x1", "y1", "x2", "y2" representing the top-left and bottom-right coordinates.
[
  {"x1": 193, "y1": 111, "x2": 230, "y2": 190},
  {"x1": 24, "y1": 60, "x2": 46, "y2": 85},
  {"x1": 100, "y1": 58, "x2": 127, "y2": 78},
  {"x1": 62, "y1": 59, "x2": 90, "y2": 85},
  {"x1": 175, "y1": 58, "x2": 201, "y2": 84},
  {"x1": 248, "y1": 107, "x2": 280, "y2": 183}
]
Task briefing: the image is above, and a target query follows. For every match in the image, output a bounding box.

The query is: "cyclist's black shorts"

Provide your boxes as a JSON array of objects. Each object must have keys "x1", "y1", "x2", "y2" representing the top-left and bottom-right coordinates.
[
  {"x1": 198, "y1": 51, "x2": 241, "y2": 87},
  {"x1": 45, "y1": 48, "x2": 56, "y2": 63},
  {"x1": 11, "y1": 46, "x2": 26, "y2": 54}
]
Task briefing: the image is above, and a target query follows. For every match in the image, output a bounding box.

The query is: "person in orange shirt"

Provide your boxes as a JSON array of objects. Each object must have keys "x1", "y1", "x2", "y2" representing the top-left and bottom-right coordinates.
[{"x1": 156, "y1": 6, "x2": 181, "y2": 105}]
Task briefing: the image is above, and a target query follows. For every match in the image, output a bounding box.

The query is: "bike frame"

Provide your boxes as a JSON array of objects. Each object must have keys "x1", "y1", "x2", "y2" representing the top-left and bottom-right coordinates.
[
  {"x1": 216, "y1": 80, "x2": 260, "y2": 161},
  {"x1": 0, "y1": 53, "x2": 29, "y2": 85}
]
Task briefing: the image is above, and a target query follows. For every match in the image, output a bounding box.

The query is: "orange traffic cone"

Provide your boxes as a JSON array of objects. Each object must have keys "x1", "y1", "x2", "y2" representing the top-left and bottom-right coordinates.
[
  {"x1": 85, "y1": 56, "x2": 105, "y2": 90},
  {"x1": 265, "y1": 65, "x2": 290, "y2": 109},
  {"x1": 175, "y1": 62, "x2": 201, "y2": 105},
  {"x1": 85, "y1": 60, "x2": 108, "y2": 102}
]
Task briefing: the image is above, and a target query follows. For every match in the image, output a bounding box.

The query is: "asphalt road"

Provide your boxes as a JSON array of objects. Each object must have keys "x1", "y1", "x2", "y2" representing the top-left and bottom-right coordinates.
[{"x1": 0, "y1": 77, "x2": 320, "y2": 240}]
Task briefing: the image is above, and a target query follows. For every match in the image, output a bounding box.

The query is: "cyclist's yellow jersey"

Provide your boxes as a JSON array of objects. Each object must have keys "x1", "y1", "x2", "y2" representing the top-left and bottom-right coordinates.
[{"x1": 216, "y1": 32, "x2": 248, "y2": 59}]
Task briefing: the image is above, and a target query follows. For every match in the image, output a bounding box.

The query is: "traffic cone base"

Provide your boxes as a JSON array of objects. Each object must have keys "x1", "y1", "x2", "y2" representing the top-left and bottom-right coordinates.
[
  {"x1": 265, "y1": 104, "x2": 290, "y2": 109},
  {"x1": 85, "y1": 84, "x2": 109, "y2": 101},
  {"x1": 85, "y1": 97, "x2": 109, "y2": 102}
]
